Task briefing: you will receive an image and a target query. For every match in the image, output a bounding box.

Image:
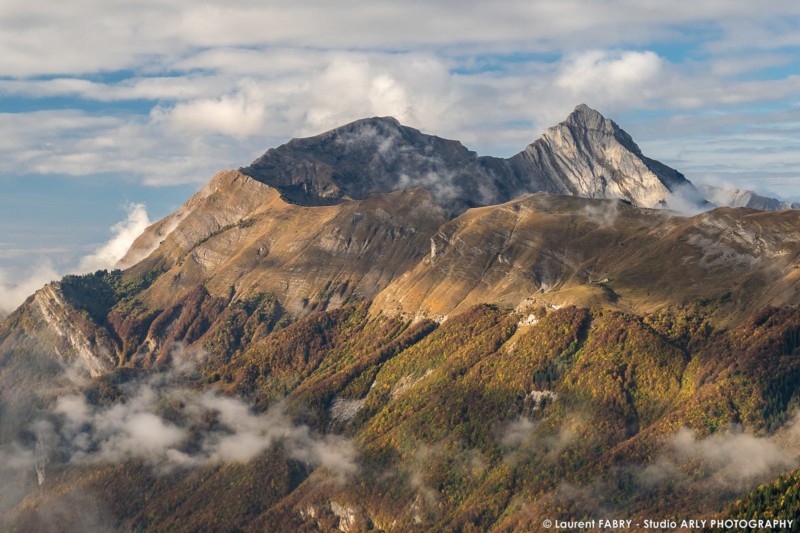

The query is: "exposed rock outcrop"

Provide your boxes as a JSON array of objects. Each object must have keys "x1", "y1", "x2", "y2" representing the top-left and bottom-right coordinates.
[
  {"x1": 241, "y1": 104, "x2": 706, "y2": 213},
  {"x1": 509, "y1": 104, "x2": 703, "y2": 208},
  {"x1": 32, "y1": 284, "x2": 115, "y2": 376}
]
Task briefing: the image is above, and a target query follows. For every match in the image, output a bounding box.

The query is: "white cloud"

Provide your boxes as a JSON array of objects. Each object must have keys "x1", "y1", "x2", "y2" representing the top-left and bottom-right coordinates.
[
  {"x1": 298, "y1": 54, "x2": 457, "y2": 135},
  {"x1": 0, "y1": 75, "x2": 223, "y2": 103},
  {"x1": 556, "y1": 50, "x2": 663, "y2": 106},
  {"x1": 0, "y1": 204, "x2": 152, "y2": 316},
  {"x1": 154, "y1": 84, "x2": 269, "y2": 137},
  {"x1": 671, "y1": 427, "x2": 795, "y2": 486},
  {"x1": 0, "y1": 110, "x2": 262, "y2": 185},
  {"x1": 0, "y1": 262, "x2": 60, "y2": 315},
  {"x1": 709, "y1": 53, "x2": 793, "y2": 77},
  {"x1": 638, "y1": 424, "x2": 800, "y2": 492},
  {"x1": 1, "y1": 1, "x2": 799, "y2": 77},
  {"x1": 48, "y1": 350, "x2": 358, "y2": 479},
  {"x1": 172, "y1": 47, "x2": 331, "y2": 77},
  {"x1": 499, "y1": 417, "x2": 537, "y2": 447},
  {"x1": 78, "y1": 203, "x2": 151, "y2": 273}
]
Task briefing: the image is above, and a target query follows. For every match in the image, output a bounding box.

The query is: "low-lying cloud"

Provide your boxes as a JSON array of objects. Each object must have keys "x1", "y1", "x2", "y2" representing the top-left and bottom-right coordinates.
[
  {"x1": 52, "y1": 389, "x2": 358, "y2": 479},
  {"x1": 549, "y1": 420, "x2": 800, "y2": 518},
  {"x1": 579, "y1": 200, "x2": 620, "y2": 228},
  {"x1": 665, "y1": 182, "x2": 711, "y2": 216},
  {"x1": 38, "y1": 349, "x2": 357, "y2": 483},
  {"x1": 499, "y1": 417, "x2": 538, "y2": 448},
  {"x1": 640, "y1": 425, "x2": 798, "y2": 491}
]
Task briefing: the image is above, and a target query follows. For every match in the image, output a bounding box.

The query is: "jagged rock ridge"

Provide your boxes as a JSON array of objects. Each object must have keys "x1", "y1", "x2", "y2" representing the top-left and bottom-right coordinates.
[
  {"x1": 241, "y1": 104, "x2": 706, "y2": 214},
  {"x1": 700, "y1": 183, "x2": 800, "y2": 211}
]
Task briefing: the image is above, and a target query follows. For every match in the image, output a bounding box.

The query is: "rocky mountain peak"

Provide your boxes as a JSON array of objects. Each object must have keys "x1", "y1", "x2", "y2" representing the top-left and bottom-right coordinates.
[
  {"x1": 512, "y1": 104, "x2": 695, "y2": 207},
  {"x1": 239, "y1": 105, "x2": 709, "y2": 213},
  {"x1": 699, "y1": 183, "x2": 800, "y2": 211},
  {"x1": 556, "y1": 103, "x2": 643, "y2": 156},
  {"x1": 240, "y1": 115, "x2": 483, "y2": 213},
  {"x1": 566, "y1": 103, "x2": 606, "y2": 127}
]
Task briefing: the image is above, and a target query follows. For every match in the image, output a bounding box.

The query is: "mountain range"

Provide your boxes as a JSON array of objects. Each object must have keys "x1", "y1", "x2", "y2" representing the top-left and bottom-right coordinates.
[
  {"x1": 239, "y1": 104, "x2": 701, "y2": 214},
  {"x1": 2, "y1": 105, "x2": 800, "y2": 531}
]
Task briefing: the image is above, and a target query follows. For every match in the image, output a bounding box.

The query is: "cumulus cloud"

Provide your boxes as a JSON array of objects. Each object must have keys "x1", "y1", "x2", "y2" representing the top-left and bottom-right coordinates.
[
  {"x1": 78, "y1": 203, "x2": 151, "y2": 272},
  {"x1": 154, "y1": 85, "x2": 269, "y2": 137},
  {"x1": 555, "y1": 50, "x2": 663, "y2": 106},
  {"x1": 297, "y1": 53, "x2": 458, "y2": 136}
]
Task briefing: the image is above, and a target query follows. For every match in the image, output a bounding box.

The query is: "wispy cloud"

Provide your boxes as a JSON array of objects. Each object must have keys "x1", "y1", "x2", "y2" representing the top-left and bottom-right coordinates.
[
  {"x1": 77, "y1": 203, "x2": 150, "y2": 273},
  {"x1": 35, "y1": 347, "x2": 357, "y2": 481},
  {"x1": 637, "y1": 424, "x2": 800, "y2": 492},
  {"x1": 0, "y1": 262, "x2": 60, "y2": 315}
]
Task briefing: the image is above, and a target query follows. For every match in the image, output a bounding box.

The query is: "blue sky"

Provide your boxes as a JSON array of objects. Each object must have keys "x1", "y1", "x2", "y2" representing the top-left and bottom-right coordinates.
[{"x1": 2, "y1": 1, "x2": 800, "y2": 311}]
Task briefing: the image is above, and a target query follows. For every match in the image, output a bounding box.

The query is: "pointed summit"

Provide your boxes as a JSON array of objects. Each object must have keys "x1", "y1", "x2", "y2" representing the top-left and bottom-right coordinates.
[
  {"x1": 560, "y1": 104, "x2": 642, "y2": 155},
  {"x1": 566, "y1": 103, "x2": 606, "y2": 126},
  {"x1": 508, "y1": 103, "x2": 700, "y2": 207},
  {"x1": 239, "y1": 105, "x2": 706, "y2": 215}
]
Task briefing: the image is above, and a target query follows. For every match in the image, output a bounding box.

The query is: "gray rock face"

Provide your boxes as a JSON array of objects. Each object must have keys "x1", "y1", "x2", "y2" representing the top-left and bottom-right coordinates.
[
  {"x1": 509, "y1": 104, "x2": 703, "y2": 208},
  {"x1": 699, "y1": 184, "x2": 800, "y2": 211},
  {"x1": 242, "y1": 104, "x2": 706, "y2": 215},
  {"x1": 241, "y1": 116, "x2": 498, "y2": 214}
]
